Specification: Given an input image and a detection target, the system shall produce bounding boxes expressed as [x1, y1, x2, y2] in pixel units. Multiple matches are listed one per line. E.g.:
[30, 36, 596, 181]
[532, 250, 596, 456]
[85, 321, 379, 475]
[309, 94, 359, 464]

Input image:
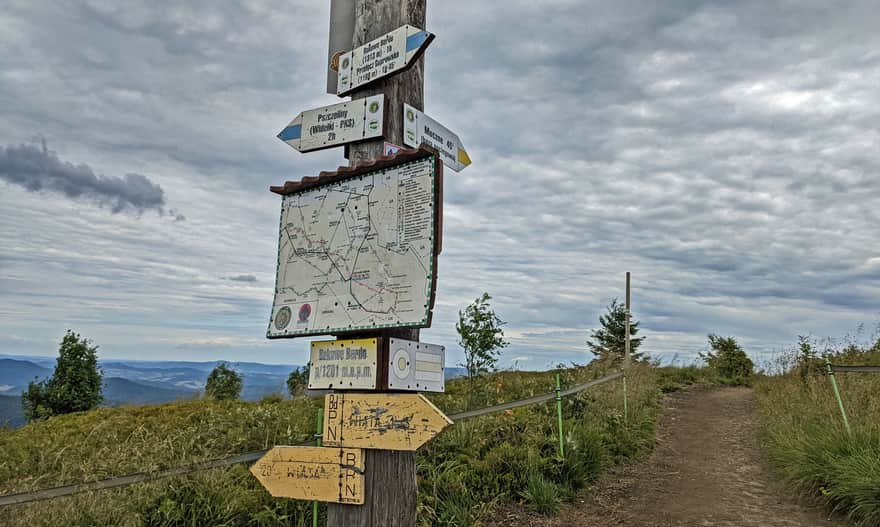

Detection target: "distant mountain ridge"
[0, 355, 467, 429]
[0, 359, 51, 394]
[0, 394, 24, 428]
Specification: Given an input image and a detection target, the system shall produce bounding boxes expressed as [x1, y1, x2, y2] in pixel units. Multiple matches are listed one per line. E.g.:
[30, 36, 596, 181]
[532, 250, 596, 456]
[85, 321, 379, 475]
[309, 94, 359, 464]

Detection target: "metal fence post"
[825, 359, 852, 436]
[555, 374, 565, 459]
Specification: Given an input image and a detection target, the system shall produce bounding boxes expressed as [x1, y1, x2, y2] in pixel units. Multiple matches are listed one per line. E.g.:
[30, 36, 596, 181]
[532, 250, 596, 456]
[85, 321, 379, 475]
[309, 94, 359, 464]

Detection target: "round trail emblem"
[274, 306, 291, 330]
[330, 51, 344, 71]
[298, 304, 312, 323]
[391, 347, 411, 380]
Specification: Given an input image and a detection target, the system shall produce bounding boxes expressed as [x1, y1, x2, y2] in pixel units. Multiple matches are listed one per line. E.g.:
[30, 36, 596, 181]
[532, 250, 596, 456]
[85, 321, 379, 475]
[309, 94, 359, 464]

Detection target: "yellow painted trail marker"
[250, 446, 365, 504]
[402, 103, 472, 172]
[323, 393, 452, 451]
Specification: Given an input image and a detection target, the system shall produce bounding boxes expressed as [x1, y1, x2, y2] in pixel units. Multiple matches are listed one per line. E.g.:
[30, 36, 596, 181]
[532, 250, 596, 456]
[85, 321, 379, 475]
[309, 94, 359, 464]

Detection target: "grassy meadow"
[0, 361, 677, 526]
[755, 340, 880, 527]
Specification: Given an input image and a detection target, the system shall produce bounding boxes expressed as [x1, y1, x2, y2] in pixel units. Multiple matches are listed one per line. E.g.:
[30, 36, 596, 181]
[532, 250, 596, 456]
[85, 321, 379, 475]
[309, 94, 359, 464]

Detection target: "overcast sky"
[1, 1, 878, 369]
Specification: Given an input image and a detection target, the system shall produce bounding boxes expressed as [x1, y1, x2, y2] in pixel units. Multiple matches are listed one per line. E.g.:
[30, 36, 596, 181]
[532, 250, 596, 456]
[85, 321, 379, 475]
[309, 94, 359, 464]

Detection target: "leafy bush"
[205, 363, 243, 401]
[457, 292, 508, 409]
[22, 330, 103, 421]
[653, 363, 720, 392]
[286, 365, 310, 397]
[700, 334, 754, 385]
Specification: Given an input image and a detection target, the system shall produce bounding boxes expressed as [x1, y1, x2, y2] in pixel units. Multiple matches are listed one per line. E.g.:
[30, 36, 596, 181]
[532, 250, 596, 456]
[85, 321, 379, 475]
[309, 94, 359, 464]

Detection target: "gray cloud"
[0, 140, 167, 214]
[224, 274, 258, 283]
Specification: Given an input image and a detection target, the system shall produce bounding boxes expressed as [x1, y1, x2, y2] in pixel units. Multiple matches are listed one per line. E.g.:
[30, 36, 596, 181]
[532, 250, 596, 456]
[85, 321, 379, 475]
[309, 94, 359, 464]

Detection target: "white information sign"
[337, 25, 434, 96]
[309, 338, 378, 390]
[387, 338, 445, 392]
[277, 95, 384, 153]
[268, 155, 438, 338]
[402, 104, 471, 172]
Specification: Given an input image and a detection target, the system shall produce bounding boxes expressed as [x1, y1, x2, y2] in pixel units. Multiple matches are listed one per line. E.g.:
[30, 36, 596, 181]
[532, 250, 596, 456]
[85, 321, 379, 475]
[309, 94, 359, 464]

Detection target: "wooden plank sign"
[337, 25, 434, 96]
[402, 103, 471, 172]
[277, 95, 384, 153]
[387, 338, 445, 392]
[250, 446, 365, 504]
[323, 393, 452, 451]
[309, 338, 379, 390]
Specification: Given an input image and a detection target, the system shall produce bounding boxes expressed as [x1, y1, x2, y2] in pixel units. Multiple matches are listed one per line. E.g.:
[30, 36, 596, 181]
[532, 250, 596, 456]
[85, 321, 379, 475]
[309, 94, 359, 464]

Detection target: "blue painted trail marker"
[277, 95, 385, 153]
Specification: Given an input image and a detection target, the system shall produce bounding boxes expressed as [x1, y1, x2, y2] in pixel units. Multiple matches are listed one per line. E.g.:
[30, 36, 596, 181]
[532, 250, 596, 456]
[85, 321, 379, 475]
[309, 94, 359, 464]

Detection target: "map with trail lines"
[268, 156, 437, 338]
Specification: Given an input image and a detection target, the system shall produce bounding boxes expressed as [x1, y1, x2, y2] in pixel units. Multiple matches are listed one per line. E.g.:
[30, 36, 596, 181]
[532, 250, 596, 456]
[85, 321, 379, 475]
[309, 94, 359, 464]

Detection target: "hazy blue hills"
[0, 356, 295, 401]
[0, 359, 51, 393]
[102, 377, 197, 405]
[0, 394, 24, 428]
[0, 355, 467, 428]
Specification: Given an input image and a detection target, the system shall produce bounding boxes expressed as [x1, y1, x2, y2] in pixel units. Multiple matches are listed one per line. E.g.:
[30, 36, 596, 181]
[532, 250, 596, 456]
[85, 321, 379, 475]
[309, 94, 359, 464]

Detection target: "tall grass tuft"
[755, 338, 880, 527]
[520, 472, 563, 515]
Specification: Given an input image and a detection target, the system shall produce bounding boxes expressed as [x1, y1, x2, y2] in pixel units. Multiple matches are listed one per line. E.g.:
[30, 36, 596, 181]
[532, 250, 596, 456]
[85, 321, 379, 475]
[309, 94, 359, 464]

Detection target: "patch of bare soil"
[486, 386, 845, 527]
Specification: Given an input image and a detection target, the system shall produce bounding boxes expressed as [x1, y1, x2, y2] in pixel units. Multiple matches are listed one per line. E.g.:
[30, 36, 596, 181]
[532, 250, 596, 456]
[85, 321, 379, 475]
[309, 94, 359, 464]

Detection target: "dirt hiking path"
[491, 386, 845, 527]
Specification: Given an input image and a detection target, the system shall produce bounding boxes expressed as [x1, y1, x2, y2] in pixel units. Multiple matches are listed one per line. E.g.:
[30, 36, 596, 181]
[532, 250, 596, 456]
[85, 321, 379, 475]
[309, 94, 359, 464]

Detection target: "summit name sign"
[309, 338, 378, 390]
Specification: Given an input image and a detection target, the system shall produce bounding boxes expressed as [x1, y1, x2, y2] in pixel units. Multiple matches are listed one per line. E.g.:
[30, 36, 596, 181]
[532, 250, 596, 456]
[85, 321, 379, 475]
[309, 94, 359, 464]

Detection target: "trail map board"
[268, 151, 441, 338]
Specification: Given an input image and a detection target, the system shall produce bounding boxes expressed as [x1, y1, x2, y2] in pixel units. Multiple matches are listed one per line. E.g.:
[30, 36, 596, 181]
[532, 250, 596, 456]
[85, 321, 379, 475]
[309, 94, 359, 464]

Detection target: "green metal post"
[622, 373, 628, 423]
[555, 374, 565, 459]
[825, 359, 852, 436]
[313, 407, 324, 527]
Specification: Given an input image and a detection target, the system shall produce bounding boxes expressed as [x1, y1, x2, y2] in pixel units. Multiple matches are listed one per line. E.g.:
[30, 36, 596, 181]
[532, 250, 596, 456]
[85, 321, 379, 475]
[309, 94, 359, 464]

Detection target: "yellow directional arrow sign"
[323, 393, 452, 451]
[250, 446, 365, 504]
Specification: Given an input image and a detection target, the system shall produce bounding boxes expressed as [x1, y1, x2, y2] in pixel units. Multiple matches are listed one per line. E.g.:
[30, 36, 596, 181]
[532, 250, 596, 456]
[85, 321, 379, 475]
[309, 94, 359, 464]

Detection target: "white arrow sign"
[277, 95, 384, 153]
[402, 103, 471, 172]
[337, 25, 434, 96]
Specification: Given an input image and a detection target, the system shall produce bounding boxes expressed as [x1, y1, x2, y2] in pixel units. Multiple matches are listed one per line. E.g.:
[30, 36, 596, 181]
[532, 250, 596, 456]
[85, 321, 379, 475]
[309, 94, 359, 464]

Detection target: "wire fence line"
[829, 364, 880, 374]
[0, 371, 624, 508]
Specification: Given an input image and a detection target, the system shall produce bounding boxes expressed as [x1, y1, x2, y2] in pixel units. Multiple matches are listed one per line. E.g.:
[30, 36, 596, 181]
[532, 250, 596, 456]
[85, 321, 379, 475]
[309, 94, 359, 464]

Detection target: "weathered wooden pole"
[623, 272, 631, 421]
[625, 271, 631, 367]
[326, 1, 427, 525]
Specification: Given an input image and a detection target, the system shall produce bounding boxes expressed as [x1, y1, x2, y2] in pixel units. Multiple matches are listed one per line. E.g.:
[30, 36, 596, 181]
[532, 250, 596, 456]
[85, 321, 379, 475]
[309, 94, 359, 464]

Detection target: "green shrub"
[700, 334, 754, 386]
[22, 330, 103, 421]
[520, 472, 562, 515]
[205, 363, 243, 401]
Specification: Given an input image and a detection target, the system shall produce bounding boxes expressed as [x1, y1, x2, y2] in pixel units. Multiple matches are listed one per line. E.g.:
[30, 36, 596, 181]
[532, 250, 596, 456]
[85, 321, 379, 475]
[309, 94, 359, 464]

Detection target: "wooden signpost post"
[259, 1, 455, 525]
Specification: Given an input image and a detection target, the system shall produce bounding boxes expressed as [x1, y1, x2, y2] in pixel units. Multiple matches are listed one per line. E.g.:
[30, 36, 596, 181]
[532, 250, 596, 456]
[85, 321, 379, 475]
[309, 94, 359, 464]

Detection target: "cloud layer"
[1, 1, 878, 369]
[1, 140, 166, 213]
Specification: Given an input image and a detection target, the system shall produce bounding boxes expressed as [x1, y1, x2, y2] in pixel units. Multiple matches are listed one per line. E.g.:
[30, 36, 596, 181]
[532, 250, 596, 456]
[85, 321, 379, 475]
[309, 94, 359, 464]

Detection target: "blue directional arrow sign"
[277, 95, 385, 153]
[337, 24, 435, 96]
